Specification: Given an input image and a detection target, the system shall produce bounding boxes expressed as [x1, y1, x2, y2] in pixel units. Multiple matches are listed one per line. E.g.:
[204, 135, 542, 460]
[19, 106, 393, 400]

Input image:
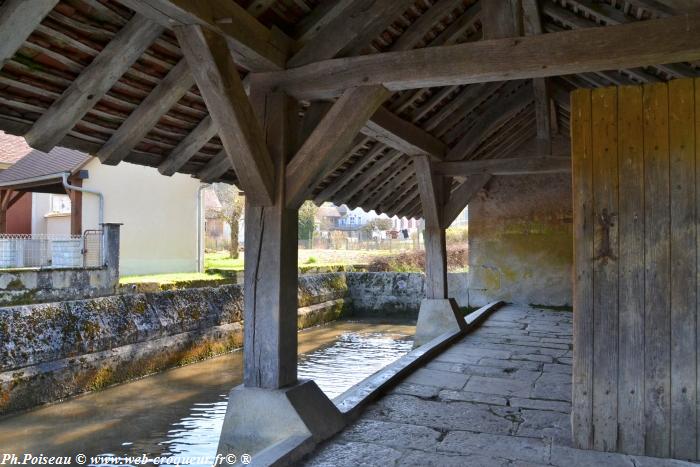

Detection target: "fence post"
[102, 223, 121, 289]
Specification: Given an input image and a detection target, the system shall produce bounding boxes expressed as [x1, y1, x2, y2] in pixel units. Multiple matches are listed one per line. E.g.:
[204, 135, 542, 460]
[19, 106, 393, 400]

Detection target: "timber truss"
[0, 0, 698, 217]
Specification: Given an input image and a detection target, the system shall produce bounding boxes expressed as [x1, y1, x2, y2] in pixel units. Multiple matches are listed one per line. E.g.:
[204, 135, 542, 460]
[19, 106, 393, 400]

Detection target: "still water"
[0, 320, 414, 465]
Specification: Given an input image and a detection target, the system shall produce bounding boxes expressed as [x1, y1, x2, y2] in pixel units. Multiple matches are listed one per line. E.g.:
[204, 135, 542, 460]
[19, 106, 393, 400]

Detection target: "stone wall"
[467, 174, 573, 307]
[347, 272, 470, 316]
[0, 224, 121, 306]
[0, 270, 483, 415]
[0, 267, 116, 307]
[0, 273, 350, 416]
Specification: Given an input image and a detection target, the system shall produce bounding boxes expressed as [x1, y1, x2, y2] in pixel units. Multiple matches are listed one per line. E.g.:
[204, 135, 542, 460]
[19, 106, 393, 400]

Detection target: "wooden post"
[243, 91, 299, 389]
[414, 155, 447, 298]
[68, 177, 82, 236]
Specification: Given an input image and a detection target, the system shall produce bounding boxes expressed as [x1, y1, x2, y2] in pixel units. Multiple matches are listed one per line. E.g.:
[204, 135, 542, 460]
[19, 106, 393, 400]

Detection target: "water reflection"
[0, 321, 413, 466]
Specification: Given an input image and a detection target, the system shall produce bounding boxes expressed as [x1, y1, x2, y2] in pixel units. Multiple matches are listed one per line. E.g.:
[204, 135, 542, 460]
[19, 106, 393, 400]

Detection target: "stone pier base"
[413, 298, 467, 347]
[217, 380, 345, 464]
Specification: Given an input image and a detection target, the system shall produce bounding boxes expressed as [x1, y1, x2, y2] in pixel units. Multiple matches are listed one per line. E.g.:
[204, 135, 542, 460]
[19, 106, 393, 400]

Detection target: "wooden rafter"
[175, 24, 274, 205]
[259, 13, 700, 99]
[98, 59, 194, 165]
[25, 14, 164, 152]
[197, 150, 230, 183]
[446, 82, 534, 161]
[119, 0, 290, 71]
[159, 116, 217, 176]
[330, 150, 404, 205]
[288, 0, 415, 67]
[0, 0, 58, 65]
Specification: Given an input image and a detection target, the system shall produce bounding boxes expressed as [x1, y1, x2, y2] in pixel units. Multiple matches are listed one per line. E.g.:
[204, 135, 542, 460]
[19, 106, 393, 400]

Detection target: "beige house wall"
[81, 159, 201, 276]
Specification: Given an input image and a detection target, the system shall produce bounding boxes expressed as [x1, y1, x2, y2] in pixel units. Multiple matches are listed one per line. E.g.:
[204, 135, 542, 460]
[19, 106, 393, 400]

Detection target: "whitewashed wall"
[81, 159, 201, 276]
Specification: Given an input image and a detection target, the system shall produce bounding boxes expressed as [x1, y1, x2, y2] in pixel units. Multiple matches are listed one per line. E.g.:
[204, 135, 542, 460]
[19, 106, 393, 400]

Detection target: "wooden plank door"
[571, 79, 699, 461]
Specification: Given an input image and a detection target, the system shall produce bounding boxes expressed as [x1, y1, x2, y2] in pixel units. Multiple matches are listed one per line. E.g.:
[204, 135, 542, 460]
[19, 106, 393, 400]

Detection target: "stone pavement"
[302, 305, 697, 466]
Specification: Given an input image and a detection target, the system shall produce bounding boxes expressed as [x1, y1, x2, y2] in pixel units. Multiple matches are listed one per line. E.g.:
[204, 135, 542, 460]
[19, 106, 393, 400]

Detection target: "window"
[50, 194, 71, 214]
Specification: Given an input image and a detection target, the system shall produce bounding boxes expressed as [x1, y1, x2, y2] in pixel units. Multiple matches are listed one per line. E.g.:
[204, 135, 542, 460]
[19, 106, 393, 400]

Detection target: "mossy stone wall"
[468, 174, 573, 307]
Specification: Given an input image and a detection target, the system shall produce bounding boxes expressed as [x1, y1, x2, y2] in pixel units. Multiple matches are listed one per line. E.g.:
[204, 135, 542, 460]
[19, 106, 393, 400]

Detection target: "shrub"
[367, 245, 467, 272]
[305, 256, 317, 264]
[446, 226, 468, 244]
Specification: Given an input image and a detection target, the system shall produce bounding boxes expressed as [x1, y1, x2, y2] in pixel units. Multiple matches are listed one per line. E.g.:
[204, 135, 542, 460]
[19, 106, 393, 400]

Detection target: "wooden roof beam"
[25, 14, 164, 153]
[0, 0, 58, 66]
[362, 107, 447, 160]
[257, 13, 700, 100]
[175, 25, 274, 206]
[434, 156, 571, 177]
[286, 86, 391, 209]
[98, 59, 194, 165]
[119, 0, 290, 71]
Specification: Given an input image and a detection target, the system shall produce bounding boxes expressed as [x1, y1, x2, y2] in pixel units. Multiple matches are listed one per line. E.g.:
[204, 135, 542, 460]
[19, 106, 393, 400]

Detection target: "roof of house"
[318, 204, 342, 218]
[204, 188, 223, 213]
[0, 133, 90, 188]
[0, 132, 33, 166]
[0, 1, 696, 217]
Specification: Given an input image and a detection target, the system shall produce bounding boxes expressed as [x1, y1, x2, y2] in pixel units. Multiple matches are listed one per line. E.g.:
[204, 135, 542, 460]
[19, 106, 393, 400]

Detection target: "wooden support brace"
[442, 175, 490, 228]
[175, 25, 275, 206]
[285, 85, 390, 209]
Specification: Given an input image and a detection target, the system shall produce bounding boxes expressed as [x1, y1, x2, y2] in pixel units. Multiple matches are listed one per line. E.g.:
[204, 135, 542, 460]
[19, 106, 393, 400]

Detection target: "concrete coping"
[334, 300, 505, 421]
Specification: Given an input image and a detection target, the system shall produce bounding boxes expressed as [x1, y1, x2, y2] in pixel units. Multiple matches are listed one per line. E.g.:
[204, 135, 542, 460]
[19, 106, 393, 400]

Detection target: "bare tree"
[213, 183, 243, 259]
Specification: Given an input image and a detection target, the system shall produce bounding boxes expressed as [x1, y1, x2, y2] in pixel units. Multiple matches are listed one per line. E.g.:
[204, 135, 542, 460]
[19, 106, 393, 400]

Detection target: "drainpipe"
[62, 172, 104, 227]
[197, 183, 210, 273]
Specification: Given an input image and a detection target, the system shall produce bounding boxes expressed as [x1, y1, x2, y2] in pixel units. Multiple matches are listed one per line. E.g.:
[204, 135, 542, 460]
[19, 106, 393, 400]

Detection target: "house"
[0, 132, 202, 276]
[317, 202, 420, 240]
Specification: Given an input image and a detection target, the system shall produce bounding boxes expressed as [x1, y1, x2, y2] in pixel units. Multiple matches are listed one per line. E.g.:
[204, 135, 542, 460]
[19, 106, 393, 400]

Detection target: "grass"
[203, 249, 398, 271]
[204, 251, 245, 271]
[119, 271, 227, 285]
[121, 249, 423, 286]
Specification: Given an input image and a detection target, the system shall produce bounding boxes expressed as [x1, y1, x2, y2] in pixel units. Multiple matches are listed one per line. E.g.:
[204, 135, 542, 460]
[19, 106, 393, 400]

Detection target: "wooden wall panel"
[571, 88, 594, 450]
[617, 85, 645, 455]
[668, 79, 697, 460]
[591, 87, 619, 452]
[572, 78, 699, 461]
[642, 82, 671, 458]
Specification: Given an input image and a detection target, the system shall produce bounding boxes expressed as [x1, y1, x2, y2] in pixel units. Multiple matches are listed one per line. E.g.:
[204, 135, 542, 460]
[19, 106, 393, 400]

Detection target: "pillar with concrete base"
[413, 156, 469, 347]
[215, 93, 344, 461]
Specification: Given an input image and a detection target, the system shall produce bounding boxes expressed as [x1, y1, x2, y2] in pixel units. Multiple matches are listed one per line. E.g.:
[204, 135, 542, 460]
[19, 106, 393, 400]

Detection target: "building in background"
[0, 132, 202, 276]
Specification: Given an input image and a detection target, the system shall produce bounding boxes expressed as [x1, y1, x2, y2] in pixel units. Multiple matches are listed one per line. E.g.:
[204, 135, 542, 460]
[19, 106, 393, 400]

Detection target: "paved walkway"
[302, 305, 696, 466]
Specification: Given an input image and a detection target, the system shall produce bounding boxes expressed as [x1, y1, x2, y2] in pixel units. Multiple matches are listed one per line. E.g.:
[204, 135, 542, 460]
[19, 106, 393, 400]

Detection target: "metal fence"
[298, 237, 424, 251]
[0, 232, 103, 269]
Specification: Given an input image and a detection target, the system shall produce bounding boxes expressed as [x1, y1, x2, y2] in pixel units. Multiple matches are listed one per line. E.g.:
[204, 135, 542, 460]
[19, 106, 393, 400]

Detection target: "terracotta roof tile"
[0, 133, 91, 185]
[0, 132, 32, 165]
